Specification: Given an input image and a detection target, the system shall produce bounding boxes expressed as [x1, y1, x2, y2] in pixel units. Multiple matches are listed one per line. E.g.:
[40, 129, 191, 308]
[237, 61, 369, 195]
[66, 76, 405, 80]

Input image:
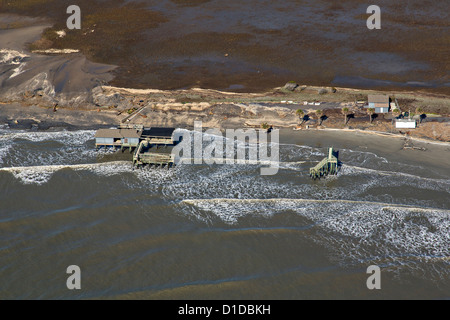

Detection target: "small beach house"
[95, 128, 142, 149]
[367, 95, 390, 113]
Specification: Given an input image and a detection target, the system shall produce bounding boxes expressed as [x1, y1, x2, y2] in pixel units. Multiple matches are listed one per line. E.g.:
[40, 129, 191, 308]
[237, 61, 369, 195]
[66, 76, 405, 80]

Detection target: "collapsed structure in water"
[95, 125, 178, 167]
[95, 126, 341, 174]
[309, 147, 340, 180]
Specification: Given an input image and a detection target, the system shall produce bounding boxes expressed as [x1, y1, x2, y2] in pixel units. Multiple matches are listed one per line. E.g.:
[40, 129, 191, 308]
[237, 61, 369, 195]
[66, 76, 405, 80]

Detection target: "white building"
[395, 119, 417, 129]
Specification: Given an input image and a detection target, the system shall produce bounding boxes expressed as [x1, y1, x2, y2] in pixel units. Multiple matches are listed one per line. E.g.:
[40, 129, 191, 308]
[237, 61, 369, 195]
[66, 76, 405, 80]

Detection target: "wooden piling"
[310, 147, 339, 180]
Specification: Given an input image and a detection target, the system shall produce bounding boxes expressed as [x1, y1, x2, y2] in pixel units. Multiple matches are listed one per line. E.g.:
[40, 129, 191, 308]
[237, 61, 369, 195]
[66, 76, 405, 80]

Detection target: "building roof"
[368, 94, 389, 104]
[95, 129, 142, 139]
[142, 127, 176, 138]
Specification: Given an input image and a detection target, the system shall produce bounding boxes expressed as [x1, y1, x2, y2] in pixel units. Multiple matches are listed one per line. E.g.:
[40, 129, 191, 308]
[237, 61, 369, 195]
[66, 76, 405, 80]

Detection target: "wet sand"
[279, 128, 450, 178]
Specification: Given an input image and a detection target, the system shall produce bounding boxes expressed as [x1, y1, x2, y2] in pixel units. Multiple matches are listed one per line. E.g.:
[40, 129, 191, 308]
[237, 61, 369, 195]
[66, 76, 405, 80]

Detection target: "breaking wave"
[0, 128, 449, 285]
[0, 161, 179, 186]
[0, 162, 131, 185]
[181, 198, 450, 280]
[0, 130, 97, 168]
[0, 129, 96, 144]
[0, 49, 29, 65]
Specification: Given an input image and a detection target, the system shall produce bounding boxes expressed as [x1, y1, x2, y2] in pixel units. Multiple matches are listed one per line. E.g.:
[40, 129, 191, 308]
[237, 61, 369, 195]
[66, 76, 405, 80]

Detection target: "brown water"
[0, 126, 449, 299]
[114, 0, 450, 93]
[1, 0, 449, 93]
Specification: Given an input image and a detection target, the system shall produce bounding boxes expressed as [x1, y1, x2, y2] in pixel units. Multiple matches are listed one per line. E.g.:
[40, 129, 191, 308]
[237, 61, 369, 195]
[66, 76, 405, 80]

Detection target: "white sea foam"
[0, 161, 131, 185]
[0, 130, 97, 167]
[158, 159, 449, 208]
[341, 148, 389, 163]
[6, 166, 59, 185]
[340, 164, 450, 193]
[0, 161, 182, 186]
[0, 130, 96, 144]
[0, 144, 12, 166]
[9, 62, 27, 78]
[162, 162, 298, 200]
[0, 49, 29, 65]
[181, 198, 450, 280]
[3, 147, 97, 169]
[177, 157, 305, 169]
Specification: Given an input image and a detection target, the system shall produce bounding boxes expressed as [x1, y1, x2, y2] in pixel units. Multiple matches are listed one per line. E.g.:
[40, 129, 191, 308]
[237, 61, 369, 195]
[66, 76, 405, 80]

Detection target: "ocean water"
[0, 126, 449, 299]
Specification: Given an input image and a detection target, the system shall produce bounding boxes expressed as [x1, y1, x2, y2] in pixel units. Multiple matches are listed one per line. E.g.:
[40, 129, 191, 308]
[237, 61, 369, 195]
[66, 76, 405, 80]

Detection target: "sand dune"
[0, 15, 116, 107]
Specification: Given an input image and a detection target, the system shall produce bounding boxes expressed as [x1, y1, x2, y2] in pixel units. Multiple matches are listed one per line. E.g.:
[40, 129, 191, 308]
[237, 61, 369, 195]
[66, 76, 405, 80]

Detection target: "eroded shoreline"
[0, 13, 448, 143]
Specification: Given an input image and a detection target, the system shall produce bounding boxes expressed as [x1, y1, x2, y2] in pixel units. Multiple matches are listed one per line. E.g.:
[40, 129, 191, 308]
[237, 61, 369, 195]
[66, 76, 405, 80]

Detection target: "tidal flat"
[1, 0, 449, 94]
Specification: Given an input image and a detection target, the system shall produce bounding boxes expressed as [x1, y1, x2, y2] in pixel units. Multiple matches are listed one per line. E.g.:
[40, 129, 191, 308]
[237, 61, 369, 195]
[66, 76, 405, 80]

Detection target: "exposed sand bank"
[0, 14, 116, 107]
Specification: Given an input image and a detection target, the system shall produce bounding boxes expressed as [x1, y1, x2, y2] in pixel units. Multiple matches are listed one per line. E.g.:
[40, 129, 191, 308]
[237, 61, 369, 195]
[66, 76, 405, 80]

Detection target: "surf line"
[181, 198, 450, 213]
[0, 161, 131, 173]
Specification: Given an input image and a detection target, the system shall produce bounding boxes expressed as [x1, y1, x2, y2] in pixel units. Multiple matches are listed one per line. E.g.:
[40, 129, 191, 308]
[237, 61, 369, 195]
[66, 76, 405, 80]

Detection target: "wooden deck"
[132, 139, 175, 168]
[144, 137, 174, 145]
[133, 153, 175, 167]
